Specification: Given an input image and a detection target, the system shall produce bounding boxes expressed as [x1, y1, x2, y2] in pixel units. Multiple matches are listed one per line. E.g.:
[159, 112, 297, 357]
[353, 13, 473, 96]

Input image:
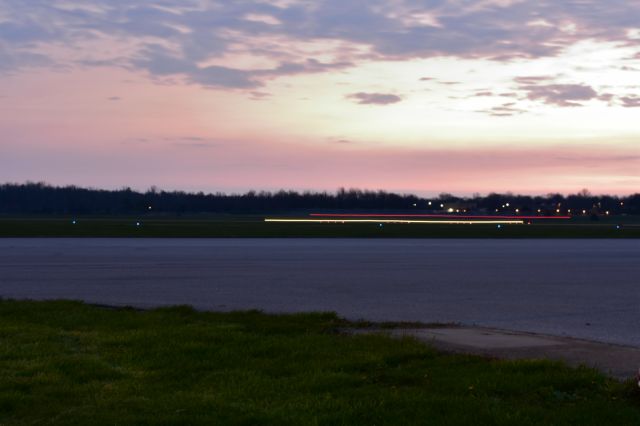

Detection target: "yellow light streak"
[264, 219, 524, 225]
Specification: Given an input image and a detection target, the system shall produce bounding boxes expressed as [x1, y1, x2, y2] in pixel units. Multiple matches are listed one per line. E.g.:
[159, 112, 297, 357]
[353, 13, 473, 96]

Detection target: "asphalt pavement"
[1, 238, 638, 346]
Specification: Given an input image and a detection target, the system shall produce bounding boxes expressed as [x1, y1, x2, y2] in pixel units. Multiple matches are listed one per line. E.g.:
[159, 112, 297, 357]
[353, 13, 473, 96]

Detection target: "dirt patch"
[352, 326, 640, 381]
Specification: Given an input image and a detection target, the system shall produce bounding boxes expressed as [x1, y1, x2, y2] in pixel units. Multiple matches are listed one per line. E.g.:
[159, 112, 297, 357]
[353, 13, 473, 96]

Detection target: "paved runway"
[1, 238, 638, 346]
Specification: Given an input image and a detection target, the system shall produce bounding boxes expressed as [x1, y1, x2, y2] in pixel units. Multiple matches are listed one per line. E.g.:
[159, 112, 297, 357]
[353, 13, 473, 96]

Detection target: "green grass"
[0, 300, 638, 425]
[1, 216, 639, 237]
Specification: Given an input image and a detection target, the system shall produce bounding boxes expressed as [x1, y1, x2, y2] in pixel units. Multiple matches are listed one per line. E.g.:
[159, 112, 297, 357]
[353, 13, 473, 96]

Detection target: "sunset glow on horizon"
[1, 1, 639, 196]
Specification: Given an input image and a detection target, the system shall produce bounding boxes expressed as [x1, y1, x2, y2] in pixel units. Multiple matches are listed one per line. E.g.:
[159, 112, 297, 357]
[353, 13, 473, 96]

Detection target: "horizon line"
[2, 182, 637, 200]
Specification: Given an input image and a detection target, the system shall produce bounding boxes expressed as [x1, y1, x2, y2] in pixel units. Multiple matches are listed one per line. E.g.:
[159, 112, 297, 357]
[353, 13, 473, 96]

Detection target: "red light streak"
[309, 213, 571, 220]
[265, 218, 524, 225]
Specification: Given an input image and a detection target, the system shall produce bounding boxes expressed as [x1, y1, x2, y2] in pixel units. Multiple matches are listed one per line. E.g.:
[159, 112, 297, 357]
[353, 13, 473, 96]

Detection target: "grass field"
[0, 300, 639, 425]
[1, 215, 639, 238]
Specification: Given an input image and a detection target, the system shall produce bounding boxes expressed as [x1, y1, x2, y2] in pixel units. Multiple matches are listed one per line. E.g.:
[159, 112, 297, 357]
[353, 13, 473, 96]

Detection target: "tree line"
[0, 182, 638, 216]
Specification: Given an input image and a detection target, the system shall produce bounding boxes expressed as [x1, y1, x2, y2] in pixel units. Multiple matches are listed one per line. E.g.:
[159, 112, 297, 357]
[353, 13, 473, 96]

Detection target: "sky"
[1, 0, 639, 196]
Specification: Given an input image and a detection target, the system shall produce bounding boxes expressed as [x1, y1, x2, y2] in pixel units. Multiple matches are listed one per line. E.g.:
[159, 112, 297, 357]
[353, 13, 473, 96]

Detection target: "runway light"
[428, 201, 432, 206]
[71, 220, 77, 225]
[505, 203, 510, 207]
[582, 210, 587, 214]
[497, 225, 502, 229]
[148, 206, 152, 210]
[616, 225, 621, 229]
[136, 222, 141, 226]
[440, 203, 444, 208]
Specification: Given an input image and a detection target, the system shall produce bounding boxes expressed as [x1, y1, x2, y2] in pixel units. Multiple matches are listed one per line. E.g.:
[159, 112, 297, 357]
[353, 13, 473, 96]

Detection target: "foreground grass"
[0, 301, 638, 425]
[1, 216, 640, 238]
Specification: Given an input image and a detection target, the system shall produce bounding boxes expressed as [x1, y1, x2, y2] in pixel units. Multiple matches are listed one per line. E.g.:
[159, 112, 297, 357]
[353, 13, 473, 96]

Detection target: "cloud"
[518, 82, 599, 107]
[131, 44, 257, 88]
[619, 96, 640, 107]
[0, 0, 639, 87]
[130, 43, 352, 88]
[248, 91, 271, 100]
[244, 13, 282, 26]
[172, 142, 216, 148]
[471, 77, 595, 115]
[0, 44, 51, 72]
[0, 19, 56, 43]
[346, 92, 403, 105]
[128, 136, 219, 148]
[597, 93, 615, 103]
[512, 76, 637, 108]
[513, 76, 555, 85]
[479, 102, 526, 117]
[107, 96, 121, 101]
[555, 153, 640, 163]
[121, 137, 149, 145]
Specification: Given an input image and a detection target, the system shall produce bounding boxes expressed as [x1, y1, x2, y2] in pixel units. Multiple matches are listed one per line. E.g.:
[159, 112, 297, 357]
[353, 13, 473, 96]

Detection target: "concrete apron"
[352, 327, 640, 381]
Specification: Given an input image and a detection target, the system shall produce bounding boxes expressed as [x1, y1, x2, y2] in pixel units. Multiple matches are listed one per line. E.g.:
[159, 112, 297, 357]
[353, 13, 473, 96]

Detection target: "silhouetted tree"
[0, 182, 637, 216]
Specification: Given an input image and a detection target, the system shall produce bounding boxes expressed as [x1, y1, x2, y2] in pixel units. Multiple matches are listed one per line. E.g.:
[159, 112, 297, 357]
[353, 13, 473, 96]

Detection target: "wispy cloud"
[248, 91, 272, 100]
[514, 76, 555, 85]
[347, 92, 403, 105]
[479, 102, 526, 117]
[167, 137, 219, 148]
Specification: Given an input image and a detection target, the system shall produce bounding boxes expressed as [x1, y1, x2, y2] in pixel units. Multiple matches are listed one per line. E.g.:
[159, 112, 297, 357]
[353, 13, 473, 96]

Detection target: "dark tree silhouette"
[0, 182, 637, 215]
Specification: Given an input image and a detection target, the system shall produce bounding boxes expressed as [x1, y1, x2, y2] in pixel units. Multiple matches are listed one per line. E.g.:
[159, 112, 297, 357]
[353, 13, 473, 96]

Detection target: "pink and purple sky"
[1, 0, 639, 195]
